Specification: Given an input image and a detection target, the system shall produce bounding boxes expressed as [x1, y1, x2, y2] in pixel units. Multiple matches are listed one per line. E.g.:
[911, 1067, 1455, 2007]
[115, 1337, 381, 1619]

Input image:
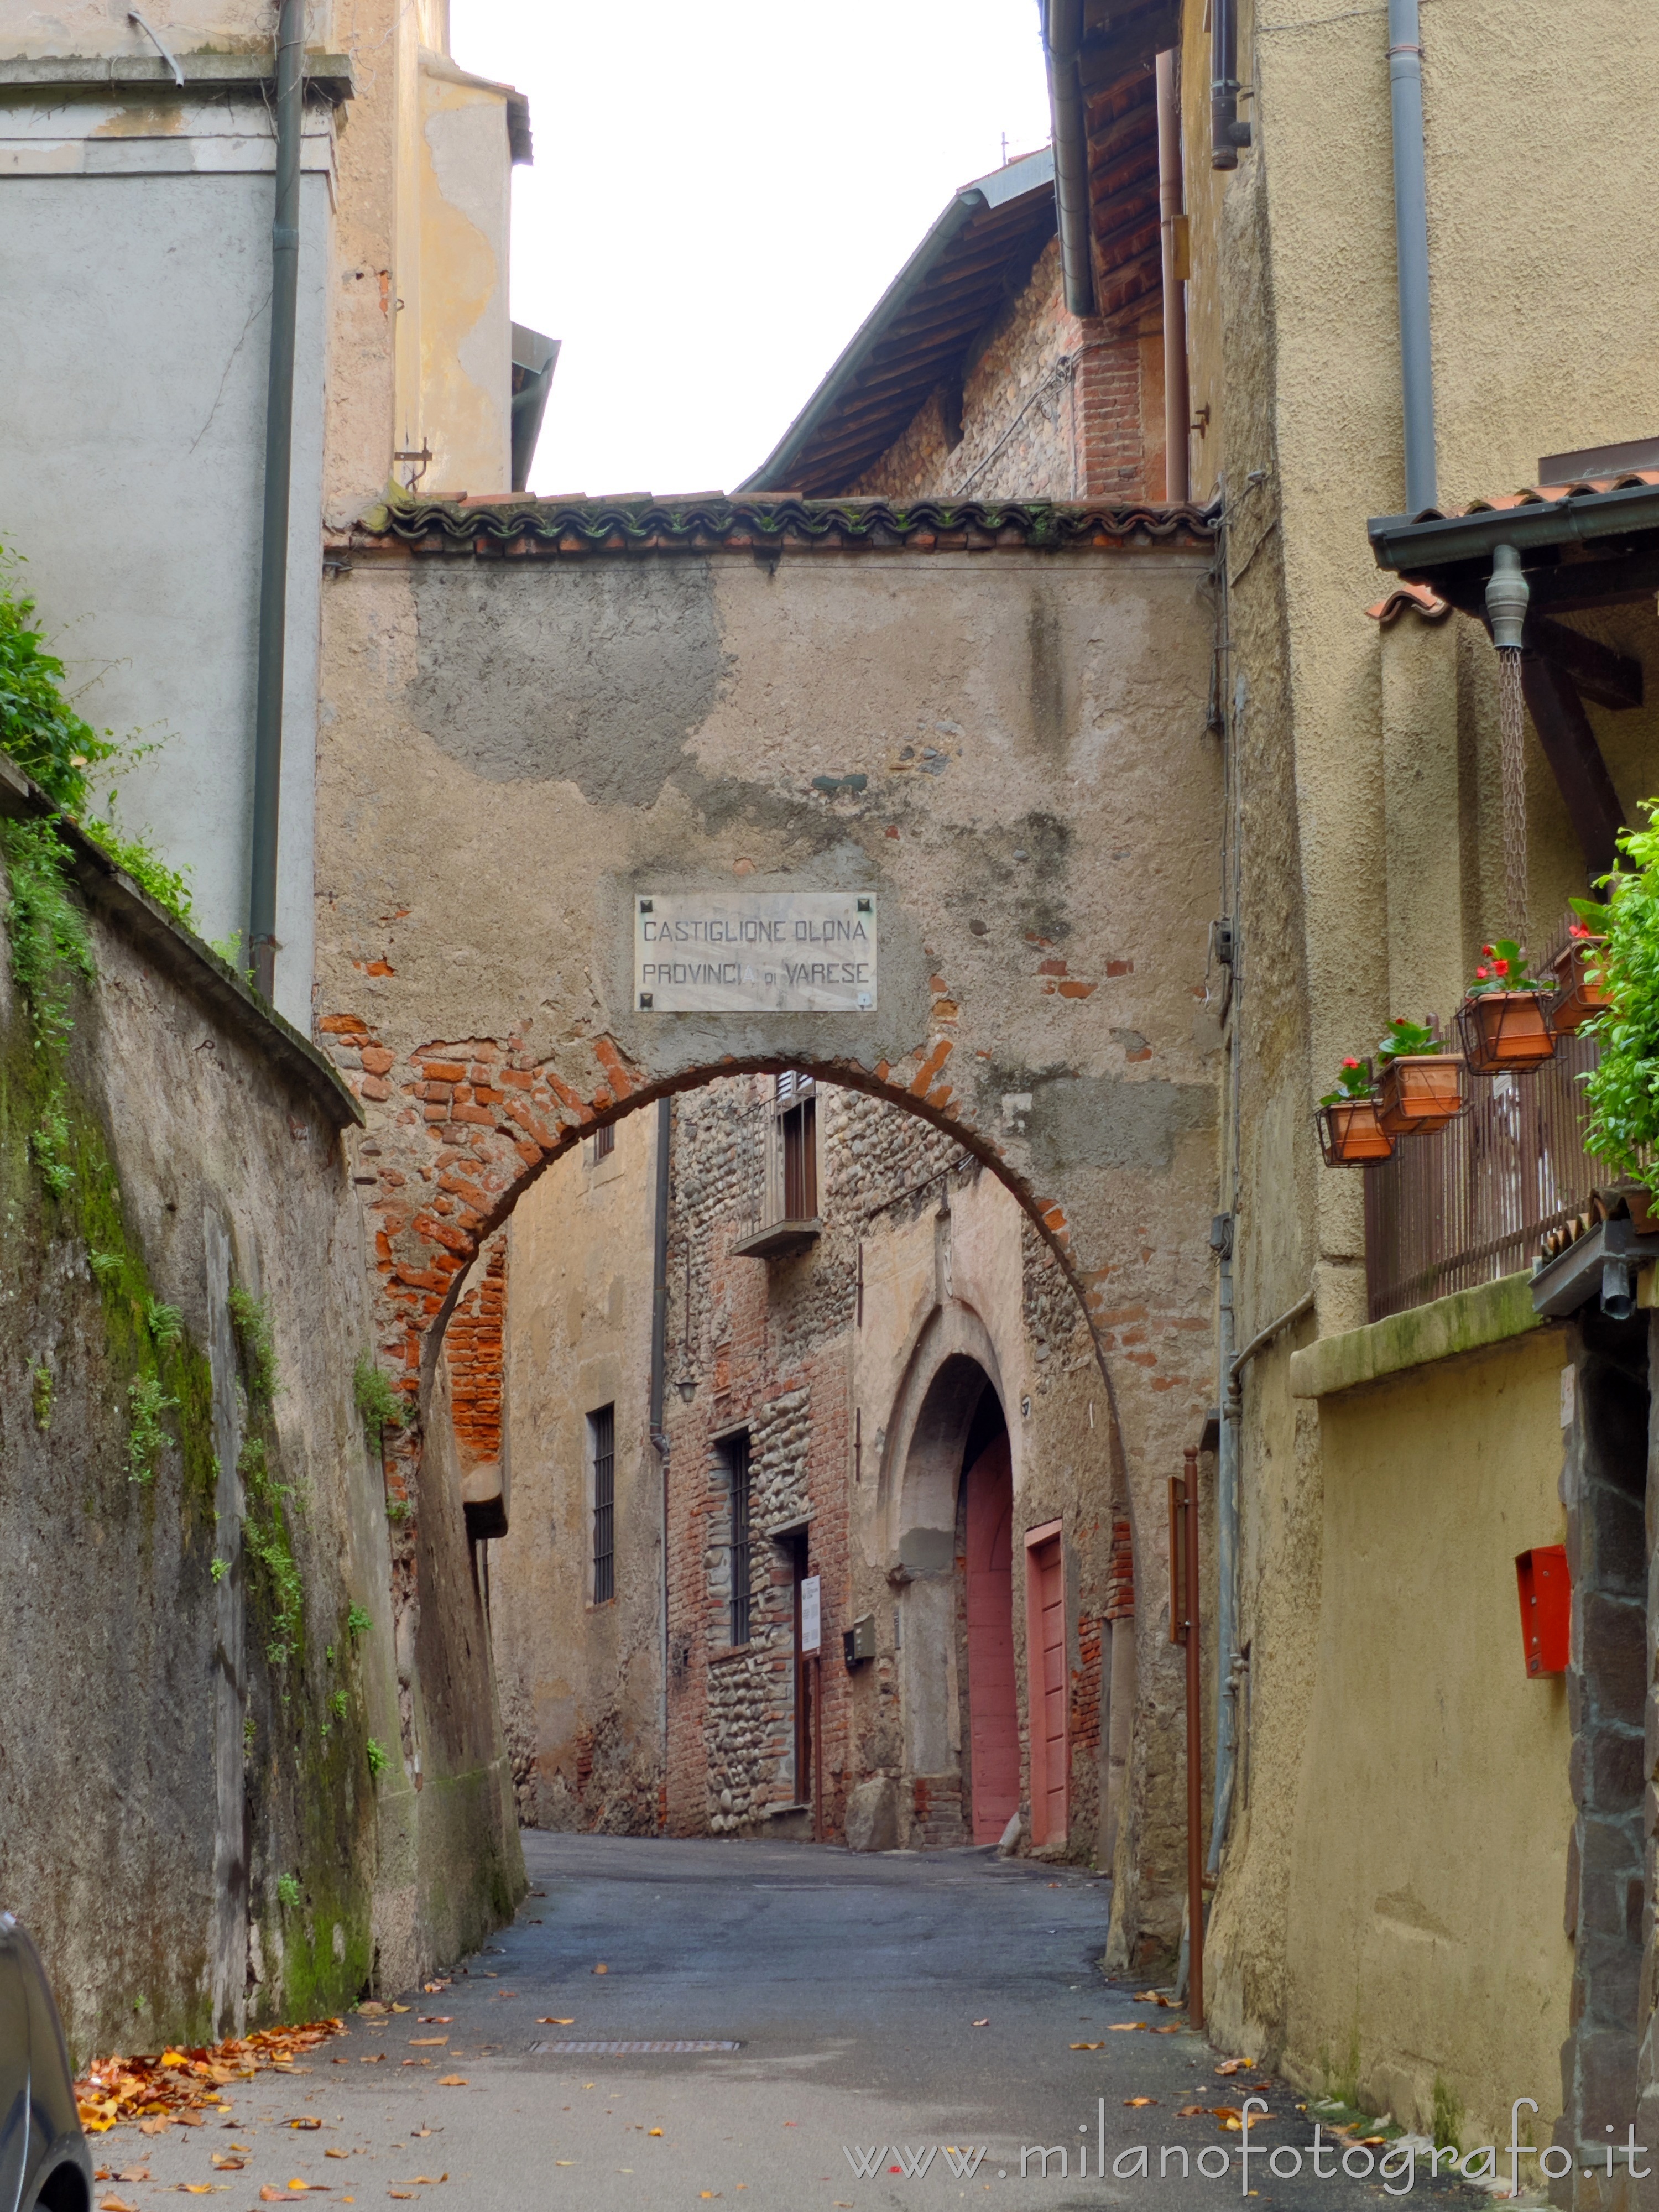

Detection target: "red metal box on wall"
[1515, 1545, 1570, 1677]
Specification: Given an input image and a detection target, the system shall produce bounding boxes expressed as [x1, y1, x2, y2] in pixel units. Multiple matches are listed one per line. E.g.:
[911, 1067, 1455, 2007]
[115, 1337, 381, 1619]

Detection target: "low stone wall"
[0, 765, 519, 2059]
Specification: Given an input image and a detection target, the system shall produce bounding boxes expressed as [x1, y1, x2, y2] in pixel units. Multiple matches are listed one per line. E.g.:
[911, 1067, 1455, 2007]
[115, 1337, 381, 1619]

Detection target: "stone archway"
[314, 490, 1219, 1953]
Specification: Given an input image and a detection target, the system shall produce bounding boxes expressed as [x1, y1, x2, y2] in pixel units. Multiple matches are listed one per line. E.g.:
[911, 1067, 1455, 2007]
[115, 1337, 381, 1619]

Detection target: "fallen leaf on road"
[410, 2039, 447, 2047]
[139, 2120, 172, 2136]
[1214, 2058, 1252, 2075]
[410, 2130, 433, 2140]
[1070, 2042, 1105, 2051]
[591, 1965, 608, 1975]
[389, 2194, 413, 2200]
[176, 2184, 217, 2193]
[972, 2019, 989, 2028]
[390, 2006, 410, 2015]
[1108, 2023, 1144, 2032]
[536, 2019, 575, 2027]
[325, 2150, 351, 2161]
[1047, 1882, 1061, 1889]
[289, 2118, 322, 2130]
[1124, 2098, 1157, 2107]
[229, 2145, 252, 2152]
[358, 2004, 387, 2017]
[436, 2078, 467, 2088]
[100, 2197, 138, 2210]
[359, 2056, 385, 2065]
[210, 2154, 244, 2169]
[648, 2130, 662, 2137]
[259, 2190, 286, 2202]
[1358, 2136, 1387, 2147]
[1177, 2106, 1206, 2117]
[417, 2018, 451, 2026]
[1153, 2025, 1183, 2034]
[115, 2172, 150, 2184]
[554, 2162, 573, 2168]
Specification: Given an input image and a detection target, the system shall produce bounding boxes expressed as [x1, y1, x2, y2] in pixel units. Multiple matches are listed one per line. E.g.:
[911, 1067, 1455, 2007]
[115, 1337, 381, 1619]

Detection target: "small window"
[593, 1123, 615, 1161]
[727, 1432, 752, 1646]
[775, 1073, 817, 1221]
[590, 1404, 615, 1603]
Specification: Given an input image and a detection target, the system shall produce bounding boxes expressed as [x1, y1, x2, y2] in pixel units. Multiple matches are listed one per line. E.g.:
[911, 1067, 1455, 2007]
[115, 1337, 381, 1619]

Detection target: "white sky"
[449, 2, 1056, 498]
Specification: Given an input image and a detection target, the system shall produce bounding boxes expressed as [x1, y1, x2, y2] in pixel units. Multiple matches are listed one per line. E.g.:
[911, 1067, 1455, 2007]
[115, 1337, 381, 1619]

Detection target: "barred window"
[774, 1072, 817, 1221]
[591, 1404, 615, 1603]
[727, 1432, 752, 1646]
[593, 1122, 615, 1161]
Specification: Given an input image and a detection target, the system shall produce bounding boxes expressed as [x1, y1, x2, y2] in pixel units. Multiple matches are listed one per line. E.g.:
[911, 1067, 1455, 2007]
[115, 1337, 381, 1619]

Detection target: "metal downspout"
[1210, 0, 1250, 169]
[1207, 1233, 1235, 1874]
[1155, 50, 1190, 504]
[649, 1098, 672, 1824]
[1042, 0, 1098, 317]
[1387, 0, 1438, 514]
[248, 0, 303, 1004]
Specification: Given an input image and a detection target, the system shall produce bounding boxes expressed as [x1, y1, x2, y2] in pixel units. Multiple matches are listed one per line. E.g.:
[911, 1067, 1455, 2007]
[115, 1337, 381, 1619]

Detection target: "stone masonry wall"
[854, 237, 1159, 505]
[0, 794, 520, 2059]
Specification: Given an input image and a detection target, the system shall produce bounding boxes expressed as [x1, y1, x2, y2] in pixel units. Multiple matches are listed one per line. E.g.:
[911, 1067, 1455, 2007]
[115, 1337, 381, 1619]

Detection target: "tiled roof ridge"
[1405, 467, 1659, 524]
[339, 492, 1219, 555]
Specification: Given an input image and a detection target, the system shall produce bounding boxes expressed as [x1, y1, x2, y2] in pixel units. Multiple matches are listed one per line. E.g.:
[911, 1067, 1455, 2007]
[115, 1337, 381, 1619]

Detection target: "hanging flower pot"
[1316, 1057, 1395, 1166]
[1549, 919, 1609, 1036]
[1456, 940, 1557, 1074]
[1317, 1099, 1395, 1167]
[1373, 1018, 1468, 1135]
[1376, 1050, 1468, 1135]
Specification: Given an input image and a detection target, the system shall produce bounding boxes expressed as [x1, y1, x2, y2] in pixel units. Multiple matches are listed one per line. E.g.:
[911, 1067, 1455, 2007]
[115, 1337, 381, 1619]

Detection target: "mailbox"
[843, 1614, 876, 1668]
[1515, 1546, 1570, 1677]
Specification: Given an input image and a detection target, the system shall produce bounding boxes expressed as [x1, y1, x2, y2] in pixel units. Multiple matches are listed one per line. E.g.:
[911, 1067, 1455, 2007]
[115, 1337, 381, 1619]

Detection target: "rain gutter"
[1041, 0, 1098, 316]
[1368, 482, 1659, 576]
[247, 0, 303, 1003]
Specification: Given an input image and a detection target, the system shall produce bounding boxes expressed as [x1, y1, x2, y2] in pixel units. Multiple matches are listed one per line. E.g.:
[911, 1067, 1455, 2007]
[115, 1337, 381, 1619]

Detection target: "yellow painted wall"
[1277, 1329, 1573, 2145]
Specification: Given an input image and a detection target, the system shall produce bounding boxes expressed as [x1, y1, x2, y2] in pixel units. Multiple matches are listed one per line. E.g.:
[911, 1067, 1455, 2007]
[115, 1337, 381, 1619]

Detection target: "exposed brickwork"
[1072, 1611, 1104, 1757]
[852, 236, 1160, 505]
[444, 1234, 505, 1464]
[1106, 1518, 1136, 1621]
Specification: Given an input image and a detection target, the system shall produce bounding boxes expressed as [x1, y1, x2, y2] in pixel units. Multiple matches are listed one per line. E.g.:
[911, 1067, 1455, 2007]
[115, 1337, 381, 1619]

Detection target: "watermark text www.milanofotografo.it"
[843, 2098, 1652, 2194]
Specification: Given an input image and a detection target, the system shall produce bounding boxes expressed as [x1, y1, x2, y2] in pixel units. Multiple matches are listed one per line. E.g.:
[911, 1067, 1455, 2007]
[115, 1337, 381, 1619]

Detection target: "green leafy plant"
[239, 1435, 304, 1665]
[1376, 1016, 1441, 1061]
[1466, 938, 1539, 997]
[1579, 807, 1659, 1186]
[353, 1355, 406, 1454]
[0, 558, 118, 813]
[88, 1249, 123, 1282]
[385, 1496, 410, 1524]
[145, 1297, 183, 1350]
[30, 1361, 52, 1431]
[346, 1602, 372, 1642]
[366, 1738, 391, 1779]
[276, 1873, 301, 1911]
[127, 1374, 178, 1484]
[1318, 1056, 1374, 1108]
[2, 816, 93, 1198]
[329, 1688, 349, 1723]
[228, 1285, 278, 1407]
[210, 1556, 228, 1584]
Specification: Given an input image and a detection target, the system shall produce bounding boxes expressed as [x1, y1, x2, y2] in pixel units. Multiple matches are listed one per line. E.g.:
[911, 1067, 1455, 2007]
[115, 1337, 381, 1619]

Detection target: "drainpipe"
[1155, 51, 1190, 504]
[1208, 1287, 1314, 1872]
[248, 0, 304, 1004]
[1042, 0, 1098, 317]
[1387, 0, 1438, 515]
[1206, 1219, 1235, 1874]
[649, 1098, 672, 1822]
[1210, 0, 1250, 170]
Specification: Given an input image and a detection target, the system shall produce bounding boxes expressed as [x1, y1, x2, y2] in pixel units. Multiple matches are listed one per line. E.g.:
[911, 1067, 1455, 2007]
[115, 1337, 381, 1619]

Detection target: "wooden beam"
[1521, 658, 1626, 881]
[1529, 615, 1643, 712]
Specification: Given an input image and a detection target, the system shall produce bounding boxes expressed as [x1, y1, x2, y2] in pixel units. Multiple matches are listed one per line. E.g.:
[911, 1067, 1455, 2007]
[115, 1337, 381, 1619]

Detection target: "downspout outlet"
[1485, 543, 1529, 651]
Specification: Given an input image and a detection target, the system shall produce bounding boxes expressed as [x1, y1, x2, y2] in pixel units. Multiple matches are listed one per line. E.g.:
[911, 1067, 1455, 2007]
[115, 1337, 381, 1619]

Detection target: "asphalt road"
[108, 1832, 1489, 2212]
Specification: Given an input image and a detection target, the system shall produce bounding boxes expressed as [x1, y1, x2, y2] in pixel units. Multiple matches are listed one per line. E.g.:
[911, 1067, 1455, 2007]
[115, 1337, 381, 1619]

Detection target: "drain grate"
[528, 2039, 742, 2056]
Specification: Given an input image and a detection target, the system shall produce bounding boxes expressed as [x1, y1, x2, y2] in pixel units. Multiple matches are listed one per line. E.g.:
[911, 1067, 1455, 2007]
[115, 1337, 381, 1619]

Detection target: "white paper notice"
[799, 1574, 821, 1656]
[634, 892, 877, 1014]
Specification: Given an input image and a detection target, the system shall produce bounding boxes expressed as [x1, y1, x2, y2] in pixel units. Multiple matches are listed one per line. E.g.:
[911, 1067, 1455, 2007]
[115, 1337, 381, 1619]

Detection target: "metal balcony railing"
[1363, 1031, 1604, 1322]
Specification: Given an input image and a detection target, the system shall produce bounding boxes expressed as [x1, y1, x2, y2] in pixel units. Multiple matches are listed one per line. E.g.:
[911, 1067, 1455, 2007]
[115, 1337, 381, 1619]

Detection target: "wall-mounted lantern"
[1515, 1546, 1569, 1677]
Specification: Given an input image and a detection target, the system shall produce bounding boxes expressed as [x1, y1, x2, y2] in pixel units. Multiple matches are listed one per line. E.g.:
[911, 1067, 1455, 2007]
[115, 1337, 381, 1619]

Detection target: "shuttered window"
[591, 1404, 615, 1603]
[727, 1432, 752, 1646]
[774, 1073, 817, 1221]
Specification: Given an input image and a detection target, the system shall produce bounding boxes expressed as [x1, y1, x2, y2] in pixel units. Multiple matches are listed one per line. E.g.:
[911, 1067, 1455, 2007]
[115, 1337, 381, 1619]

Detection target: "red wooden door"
[964, 1434, 1020, 1843]
[1027, 1533, 1067, 1845]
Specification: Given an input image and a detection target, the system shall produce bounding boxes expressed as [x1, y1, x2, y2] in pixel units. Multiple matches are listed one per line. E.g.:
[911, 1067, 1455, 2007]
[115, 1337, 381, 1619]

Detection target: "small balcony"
[1363, 1029, 1603, 1322]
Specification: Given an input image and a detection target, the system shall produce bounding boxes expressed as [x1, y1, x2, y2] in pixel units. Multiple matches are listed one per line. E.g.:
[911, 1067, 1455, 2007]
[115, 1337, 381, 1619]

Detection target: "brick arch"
[315, 497, 1219, 1957]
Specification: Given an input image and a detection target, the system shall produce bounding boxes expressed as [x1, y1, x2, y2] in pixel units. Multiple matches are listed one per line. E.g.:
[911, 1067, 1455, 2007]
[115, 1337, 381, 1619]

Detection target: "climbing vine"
[1581, 803, 1659, 1188]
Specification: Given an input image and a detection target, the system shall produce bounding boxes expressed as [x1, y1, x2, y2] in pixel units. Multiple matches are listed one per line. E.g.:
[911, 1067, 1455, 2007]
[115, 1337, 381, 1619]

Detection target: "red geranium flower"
[1475, 967, 1489, 980]
[1493, 957, 1510, 976]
